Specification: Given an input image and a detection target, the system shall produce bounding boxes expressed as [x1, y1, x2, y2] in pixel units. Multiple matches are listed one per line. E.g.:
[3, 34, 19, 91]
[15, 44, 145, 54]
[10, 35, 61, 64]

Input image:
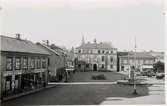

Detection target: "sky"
[0, 0, 165, 51]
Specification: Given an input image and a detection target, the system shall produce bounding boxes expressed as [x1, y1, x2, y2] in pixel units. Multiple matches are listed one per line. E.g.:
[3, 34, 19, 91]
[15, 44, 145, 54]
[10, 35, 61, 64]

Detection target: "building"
[0, 35, 50, 99]
[119, 52, 155, 72]
[65, 47, 75, 72]
[117, 51, 129, 72]
[37, 42, 67, 82]
[75, 38, 117, 71]
[148, 51, 164, 63]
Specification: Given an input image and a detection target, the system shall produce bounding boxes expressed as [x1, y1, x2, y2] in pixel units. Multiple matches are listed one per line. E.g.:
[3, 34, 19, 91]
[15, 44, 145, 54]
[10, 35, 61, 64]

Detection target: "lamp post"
[132, 36, 138, 95]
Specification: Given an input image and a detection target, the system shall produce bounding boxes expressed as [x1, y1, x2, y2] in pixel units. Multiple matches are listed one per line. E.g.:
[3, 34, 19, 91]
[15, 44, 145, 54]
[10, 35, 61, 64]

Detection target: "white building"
[75, 38, 117, 71]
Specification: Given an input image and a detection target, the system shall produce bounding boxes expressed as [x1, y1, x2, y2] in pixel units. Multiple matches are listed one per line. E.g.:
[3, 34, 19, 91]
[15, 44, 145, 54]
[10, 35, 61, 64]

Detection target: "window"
[15, 57, 21, 70]
[30, 58, 35, 69]
[91, 50, 93, 54]
[78, 50, 81, 53]
[36, 58, 41, 69]
[6, 57, 13, 71]
[42, 58, 47, 68]
[110, 64, 113, 69]
[121, 66, 124, 71]
[110, 50, 113, 54]
[23, 57, 28, 69]
[110, 57, 113, 62]
[98, 50, 100, 54]
[102, 64, 105, 68]
[102, 56, 105, 62]
[106, 51, 109, 54]
[102, 50, 105, 54]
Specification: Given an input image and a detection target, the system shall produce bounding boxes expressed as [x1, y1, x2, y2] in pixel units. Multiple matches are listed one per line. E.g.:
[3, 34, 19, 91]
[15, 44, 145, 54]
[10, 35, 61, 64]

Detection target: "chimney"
[16, 34, 21, 40]
[46, 40, 49, 46]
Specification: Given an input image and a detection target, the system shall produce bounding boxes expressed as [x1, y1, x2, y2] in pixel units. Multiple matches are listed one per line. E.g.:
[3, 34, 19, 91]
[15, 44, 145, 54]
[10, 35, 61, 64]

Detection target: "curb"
[116, 80, 164, 85]
[1, 84, 57, 102]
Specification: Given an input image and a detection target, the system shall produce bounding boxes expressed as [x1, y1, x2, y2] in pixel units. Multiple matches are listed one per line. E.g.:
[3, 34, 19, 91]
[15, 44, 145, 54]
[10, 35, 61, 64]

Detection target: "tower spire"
[82, 36, 85, 45]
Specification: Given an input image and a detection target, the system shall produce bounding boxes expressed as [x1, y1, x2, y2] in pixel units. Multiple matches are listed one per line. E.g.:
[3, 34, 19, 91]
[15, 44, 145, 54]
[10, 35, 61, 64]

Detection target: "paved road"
[2, 84, 151, 106]
[69, 71, 127, 82]
[1, 72, 165, 105]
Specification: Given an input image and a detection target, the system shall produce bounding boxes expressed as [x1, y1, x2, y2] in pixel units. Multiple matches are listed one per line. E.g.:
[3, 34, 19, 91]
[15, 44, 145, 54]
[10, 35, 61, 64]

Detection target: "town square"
[0, 0, 165, 106]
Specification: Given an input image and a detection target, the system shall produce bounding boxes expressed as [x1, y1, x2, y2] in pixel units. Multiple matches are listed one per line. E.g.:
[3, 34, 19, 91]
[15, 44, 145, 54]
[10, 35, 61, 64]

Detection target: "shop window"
[15, 57, 21, 70]
[30, 58, 35, 69]
[23, 57, 28, 69]
[6, 57, 13, 71]
[6, 76, 12, 91]
[42, 58, 47, 68]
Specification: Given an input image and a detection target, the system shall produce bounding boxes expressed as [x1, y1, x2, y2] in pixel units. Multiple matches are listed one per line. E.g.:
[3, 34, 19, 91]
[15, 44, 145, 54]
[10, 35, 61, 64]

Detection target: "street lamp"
[132, 36, 138, 95]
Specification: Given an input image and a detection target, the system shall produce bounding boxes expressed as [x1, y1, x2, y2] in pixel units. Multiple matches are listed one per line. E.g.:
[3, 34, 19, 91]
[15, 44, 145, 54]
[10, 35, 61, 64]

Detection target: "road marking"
[48, 82, 117, 85]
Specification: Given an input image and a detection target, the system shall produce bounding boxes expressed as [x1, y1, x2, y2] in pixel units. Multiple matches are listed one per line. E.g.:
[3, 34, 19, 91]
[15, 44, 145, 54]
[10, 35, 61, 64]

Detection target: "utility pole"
[132, 36, 138, 95]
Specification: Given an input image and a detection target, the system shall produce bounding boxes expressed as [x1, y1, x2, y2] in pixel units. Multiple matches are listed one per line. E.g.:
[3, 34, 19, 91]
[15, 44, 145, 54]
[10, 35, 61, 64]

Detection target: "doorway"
[93, 64, 97, 71]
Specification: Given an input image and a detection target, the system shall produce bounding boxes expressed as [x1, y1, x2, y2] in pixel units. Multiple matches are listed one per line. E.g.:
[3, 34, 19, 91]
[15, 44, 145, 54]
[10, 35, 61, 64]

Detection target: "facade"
[37, 43, 67, 82]
[75, 39, 117, 71]
[65, 48, 75, 72]
[148, 51, 164, 63]
[0, 35, 50, 99]
[117, 51, 129, 72]
[119, 52, 155, 72]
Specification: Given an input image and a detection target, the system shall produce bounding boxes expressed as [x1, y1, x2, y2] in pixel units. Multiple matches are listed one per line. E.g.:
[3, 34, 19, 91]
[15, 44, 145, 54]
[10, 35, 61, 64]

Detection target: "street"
[2, 72, 165, 105]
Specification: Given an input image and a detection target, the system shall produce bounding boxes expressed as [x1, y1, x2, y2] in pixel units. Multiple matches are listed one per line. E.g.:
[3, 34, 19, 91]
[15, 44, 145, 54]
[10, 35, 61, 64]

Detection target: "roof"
[76, 42, 114, 50]
[149, 51, 164, 58]
[120, 52, 155, 59]
[50, 44, 67, 56]
[36, 43, 60, 56]
[0, 35, 50, 55]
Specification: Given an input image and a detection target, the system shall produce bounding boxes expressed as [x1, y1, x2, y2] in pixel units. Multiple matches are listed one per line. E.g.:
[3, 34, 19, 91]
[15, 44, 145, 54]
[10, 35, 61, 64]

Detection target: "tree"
[153, 61, 164, 73]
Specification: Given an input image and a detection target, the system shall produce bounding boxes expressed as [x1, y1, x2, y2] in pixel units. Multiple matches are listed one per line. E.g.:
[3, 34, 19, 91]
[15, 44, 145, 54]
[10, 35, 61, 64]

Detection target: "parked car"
[156, 73, 165, 79]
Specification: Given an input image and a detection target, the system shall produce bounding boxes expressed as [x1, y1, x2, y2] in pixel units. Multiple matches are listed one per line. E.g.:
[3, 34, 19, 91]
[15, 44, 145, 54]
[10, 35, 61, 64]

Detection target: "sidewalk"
[1, 84, 57, 102]
[100, 83, 165, 105]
